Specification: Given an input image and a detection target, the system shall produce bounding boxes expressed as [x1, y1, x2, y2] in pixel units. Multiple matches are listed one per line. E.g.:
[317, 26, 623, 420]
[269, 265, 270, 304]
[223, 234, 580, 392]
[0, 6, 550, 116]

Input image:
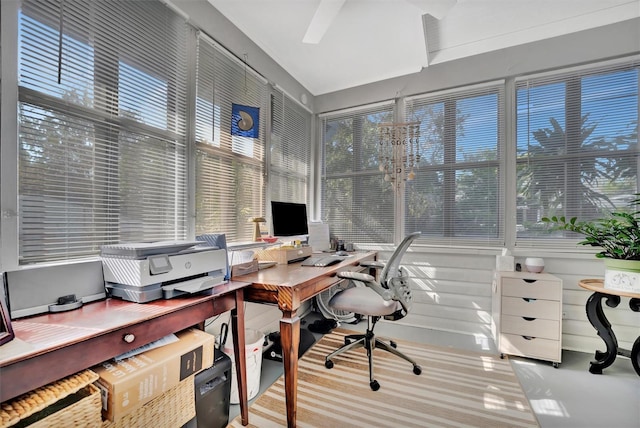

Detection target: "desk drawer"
[500, 333, 561, 362]
[501, 315, 560, 340]
[502, 277, 561, 300]
[502, 296, 560, 320]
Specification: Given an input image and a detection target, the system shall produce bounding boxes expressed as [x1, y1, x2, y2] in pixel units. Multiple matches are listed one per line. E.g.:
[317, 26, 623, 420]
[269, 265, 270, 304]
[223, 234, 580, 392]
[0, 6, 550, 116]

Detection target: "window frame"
[402, 81, 506, 247]
[514, 57, 640, 249]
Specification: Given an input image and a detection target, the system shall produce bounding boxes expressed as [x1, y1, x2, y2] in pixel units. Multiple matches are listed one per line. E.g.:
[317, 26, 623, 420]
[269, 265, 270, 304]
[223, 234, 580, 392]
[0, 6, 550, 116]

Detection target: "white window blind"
[269, 87, 311, 204]
[515, 59, 639, 244]
[194, 35, 268, 242]
[320, 102, 395, 243]
[405, 82, 505, 246]
[18, 0, 189, 264]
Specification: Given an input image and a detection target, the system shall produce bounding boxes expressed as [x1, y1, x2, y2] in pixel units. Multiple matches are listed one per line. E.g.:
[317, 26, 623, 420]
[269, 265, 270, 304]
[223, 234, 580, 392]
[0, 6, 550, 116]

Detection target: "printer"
[101, 240, 227, 303]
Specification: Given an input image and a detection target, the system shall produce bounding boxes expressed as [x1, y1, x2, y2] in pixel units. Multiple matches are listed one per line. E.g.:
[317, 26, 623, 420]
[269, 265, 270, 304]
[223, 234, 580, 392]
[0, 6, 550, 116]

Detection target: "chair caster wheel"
[390, 341, 397, 348]
[325, 360, 334, 369]
[413, 365, 422, 375]
[370, 380, 380, 391]
[553, 362, 560, 368]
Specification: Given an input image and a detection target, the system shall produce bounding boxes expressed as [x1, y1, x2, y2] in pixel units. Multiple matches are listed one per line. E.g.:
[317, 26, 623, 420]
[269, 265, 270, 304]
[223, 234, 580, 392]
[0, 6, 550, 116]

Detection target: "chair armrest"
[359, 260, 385, 270]
[336, 271, 392, 301]
[336, 271, 375, 283]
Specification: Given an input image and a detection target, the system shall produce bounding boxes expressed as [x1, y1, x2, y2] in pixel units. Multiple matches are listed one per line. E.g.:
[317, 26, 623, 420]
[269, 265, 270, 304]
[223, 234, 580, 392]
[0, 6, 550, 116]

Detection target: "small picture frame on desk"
[0, 293, 15, 346]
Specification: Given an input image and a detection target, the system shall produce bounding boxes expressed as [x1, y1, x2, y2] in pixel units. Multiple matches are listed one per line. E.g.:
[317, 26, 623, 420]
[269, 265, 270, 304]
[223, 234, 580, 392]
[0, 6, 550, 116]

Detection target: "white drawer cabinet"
[492, 271, 563, 367]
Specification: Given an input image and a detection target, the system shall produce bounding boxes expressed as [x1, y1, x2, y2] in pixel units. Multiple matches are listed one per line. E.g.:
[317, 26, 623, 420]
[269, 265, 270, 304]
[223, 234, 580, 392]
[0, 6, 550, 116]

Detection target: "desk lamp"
[251, 217, 266, 241]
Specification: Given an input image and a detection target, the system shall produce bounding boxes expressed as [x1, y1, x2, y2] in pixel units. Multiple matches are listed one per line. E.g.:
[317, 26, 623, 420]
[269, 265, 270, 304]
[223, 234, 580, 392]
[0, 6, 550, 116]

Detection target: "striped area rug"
[229, 328, 539, 428]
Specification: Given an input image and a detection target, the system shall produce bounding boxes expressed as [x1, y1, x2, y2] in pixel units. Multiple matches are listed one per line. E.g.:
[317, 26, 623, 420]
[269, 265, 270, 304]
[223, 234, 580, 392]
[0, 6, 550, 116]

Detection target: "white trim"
[405, 79, 506, 102]
[159, 0, 190, 21]
[274, 83, 313, 114]
[514, 55, 640, 83]
[0, 0, 20, 271]
[318, 99, 395, 118]
[197, 31, 269, 85]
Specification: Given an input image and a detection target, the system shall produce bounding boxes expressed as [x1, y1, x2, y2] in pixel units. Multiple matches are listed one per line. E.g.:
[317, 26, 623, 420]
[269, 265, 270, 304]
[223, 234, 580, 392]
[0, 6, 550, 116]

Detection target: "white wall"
[315, 18, 640, 114]
[358, 244, 638, 356]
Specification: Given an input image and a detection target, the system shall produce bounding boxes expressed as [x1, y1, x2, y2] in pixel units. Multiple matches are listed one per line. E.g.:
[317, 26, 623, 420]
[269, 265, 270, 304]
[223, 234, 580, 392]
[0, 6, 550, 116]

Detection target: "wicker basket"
[102, 375, 195, 428]
[0, 370, 101, 428]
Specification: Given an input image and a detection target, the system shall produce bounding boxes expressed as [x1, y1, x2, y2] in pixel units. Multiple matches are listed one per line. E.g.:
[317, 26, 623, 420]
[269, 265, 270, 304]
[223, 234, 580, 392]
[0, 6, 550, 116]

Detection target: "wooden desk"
[578, 279, 640, 376]
[0, 281, 251, 426]
[235, 251, 376, 428]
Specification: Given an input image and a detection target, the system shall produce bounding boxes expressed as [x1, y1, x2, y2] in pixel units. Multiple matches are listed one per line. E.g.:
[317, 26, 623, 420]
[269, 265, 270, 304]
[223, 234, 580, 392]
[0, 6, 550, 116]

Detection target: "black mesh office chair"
[324, 232, 422, 391]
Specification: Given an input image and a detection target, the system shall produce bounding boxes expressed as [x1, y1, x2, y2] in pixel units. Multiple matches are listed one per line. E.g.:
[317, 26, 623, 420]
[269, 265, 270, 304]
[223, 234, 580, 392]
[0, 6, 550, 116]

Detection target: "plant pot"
[603, 258, 640, 294]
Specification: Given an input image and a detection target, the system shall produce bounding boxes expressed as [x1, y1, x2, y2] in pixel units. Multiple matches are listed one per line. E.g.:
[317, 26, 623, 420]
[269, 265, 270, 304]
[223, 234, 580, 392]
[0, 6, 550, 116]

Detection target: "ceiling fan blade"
[303, 0, 347, 44]
[405, 0, 456, 19]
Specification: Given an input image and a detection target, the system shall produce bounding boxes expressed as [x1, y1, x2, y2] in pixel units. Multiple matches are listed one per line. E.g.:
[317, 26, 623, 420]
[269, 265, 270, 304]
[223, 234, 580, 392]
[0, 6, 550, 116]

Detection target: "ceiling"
[207, 0, 639, 96]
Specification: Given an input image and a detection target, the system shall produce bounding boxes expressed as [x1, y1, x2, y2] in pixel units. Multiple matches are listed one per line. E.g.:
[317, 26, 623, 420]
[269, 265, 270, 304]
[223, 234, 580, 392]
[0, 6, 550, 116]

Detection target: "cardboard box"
[256, 246, 313, 264]
[93, 328, 214, 422]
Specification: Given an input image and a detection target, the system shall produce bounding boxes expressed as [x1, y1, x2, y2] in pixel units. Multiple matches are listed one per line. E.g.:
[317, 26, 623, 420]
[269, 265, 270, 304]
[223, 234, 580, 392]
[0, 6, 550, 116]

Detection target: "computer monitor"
[271, 201, 309, 238]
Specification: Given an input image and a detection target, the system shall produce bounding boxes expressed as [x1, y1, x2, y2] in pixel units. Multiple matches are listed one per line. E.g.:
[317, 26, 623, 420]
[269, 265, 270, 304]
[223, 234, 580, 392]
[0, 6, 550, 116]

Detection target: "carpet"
[229, 328, 539, 427]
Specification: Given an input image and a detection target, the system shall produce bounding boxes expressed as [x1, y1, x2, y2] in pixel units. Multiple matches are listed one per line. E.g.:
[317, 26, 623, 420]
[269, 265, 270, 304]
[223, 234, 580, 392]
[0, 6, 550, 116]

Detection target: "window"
[404, 83, 505, 246]
[516, 60, 639, 243]
[194, 34, 268, 242]
[269, 87, 311, 205]
[17, 0, 189, 264]
[320, 103, 395, 243]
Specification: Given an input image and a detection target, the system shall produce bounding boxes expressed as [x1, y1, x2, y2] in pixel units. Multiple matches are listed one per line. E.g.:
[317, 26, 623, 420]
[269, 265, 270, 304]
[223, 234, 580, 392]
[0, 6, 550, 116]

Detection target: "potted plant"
[542, 195, 640, 293]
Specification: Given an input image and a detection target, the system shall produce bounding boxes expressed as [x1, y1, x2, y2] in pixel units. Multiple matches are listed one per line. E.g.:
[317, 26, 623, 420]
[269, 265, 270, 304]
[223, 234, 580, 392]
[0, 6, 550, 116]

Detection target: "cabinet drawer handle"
[523, 298, 537, 302]
[123, 333, 136, 343]
[522, 335, 535, 340]
[522, 317, 536, 321]
[523, 279, 537, 284]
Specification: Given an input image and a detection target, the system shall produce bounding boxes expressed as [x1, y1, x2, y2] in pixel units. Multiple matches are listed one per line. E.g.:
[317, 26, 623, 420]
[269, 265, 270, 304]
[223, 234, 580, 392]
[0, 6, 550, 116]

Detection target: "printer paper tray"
[106, 274, 225, 303]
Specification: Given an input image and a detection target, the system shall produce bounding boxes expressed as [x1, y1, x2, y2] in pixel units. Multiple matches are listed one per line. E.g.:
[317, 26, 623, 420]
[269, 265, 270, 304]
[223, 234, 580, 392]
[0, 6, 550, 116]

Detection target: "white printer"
[101, 240, 227, 303]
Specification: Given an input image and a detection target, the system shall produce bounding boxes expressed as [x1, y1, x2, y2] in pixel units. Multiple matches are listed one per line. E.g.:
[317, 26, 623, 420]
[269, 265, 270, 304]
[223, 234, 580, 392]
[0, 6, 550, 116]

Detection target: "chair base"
[324, 316, 422, 390]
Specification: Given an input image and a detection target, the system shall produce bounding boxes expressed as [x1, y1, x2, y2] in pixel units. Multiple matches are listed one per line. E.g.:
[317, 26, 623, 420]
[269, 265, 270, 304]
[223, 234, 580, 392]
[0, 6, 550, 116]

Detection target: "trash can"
[183, 348, 232, 428]
[222, 328, 264, 404]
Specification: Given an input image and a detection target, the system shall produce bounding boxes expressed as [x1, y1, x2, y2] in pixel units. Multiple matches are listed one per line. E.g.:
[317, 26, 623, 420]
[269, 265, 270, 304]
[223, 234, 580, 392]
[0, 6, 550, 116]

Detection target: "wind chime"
[377, 122, 422, 185]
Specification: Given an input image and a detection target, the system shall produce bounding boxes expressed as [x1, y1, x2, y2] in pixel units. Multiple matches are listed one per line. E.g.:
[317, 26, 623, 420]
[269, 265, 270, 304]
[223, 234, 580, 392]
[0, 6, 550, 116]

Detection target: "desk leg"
[230, 289, 249, 426]
[280, 309, 300, 428]
[585, 291, 620, 374]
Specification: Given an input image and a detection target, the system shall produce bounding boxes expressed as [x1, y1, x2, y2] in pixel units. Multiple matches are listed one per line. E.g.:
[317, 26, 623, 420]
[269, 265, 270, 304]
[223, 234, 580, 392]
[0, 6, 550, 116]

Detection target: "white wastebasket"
[223, 329, 264, 404]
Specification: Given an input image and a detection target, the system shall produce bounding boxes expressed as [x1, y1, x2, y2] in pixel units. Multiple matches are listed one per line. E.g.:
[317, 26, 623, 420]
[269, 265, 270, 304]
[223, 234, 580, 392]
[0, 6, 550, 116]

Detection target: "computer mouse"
[335, 250, 348, 256]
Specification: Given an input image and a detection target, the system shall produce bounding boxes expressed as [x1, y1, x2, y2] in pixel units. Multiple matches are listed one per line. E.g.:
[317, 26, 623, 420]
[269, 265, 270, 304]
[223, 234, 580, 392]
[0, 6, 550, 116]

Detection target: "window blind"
[194, 34, 268, 242]
[405, 82, 505, 246]
[18, 0, 189, 264]
[515, 59, 639, 245]
[269, 87, 311, 204]
[320, 102, 395, 243]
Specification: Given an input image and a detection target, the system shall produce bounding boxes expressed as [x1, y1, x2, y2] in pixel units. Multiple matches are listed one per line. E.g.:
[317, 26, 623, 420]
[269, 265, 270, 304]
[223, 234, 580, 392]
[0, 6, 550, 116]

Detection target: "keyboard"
[301, 256, 342, 267]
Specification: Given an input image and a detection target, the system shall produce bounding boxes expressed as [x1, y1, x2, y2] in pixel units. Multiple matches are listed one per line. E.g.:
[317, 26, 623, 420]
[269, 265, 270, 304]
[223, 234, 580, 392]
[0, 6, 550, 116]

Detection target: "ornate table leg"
[630, 298, 640, 376]
[585, 291, 621, 374]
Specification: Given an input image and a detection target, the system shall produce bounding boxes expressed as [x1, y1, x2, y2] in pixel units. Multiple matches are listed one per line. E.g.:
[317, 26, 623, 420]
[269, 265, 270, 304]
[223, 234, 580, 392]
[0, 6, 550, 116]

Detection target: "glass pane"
[119, 61, 168, 130]
[405, 170, 444, 236]
[19, 12, 95, 107]
[456, 94, 498, 162]
[454, 167, 499, 237]
[323, 176, 394, 243]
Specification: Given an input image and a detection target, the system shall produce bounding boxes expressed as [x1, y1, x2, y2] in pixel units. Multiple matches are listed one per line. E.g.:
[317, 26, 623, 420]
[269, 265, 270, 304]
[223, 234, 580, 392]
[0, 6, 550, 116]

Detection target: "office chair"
[324, 231, 422, 391]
